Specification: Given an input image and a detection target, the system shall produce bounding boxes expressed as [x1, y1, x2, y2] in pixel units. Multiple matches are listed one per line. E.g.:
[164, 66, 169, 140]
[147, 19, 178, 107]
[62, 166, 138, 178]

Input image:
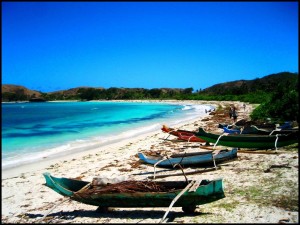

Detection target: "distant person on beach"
[229, 106, 233, 119]
[243, 103, 246, 111]
[232, 106, 237, 123]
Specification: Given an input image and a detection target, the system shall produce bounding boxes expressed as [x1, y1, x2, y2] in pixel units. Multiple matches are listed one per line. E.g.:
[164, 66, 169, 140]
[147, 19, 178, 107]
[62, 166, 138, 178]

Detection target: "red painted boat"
[161, 125, 206, 143]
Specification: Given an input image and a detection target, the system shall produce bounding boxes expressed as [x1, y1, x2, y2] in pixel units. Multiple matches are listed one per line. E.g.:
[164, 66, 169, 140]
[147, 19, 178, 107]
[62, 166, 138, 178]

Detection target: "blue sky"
[2, 1, 298, 92]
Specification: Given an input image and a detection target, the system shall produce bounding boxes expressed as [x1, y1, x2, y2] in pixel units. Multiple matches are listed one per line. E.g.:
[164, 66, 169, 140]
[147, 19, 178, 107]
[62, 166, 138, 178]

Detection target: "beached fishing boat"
[138, 148, 237, 168]
[161, 125, 206, 142]
[43, 172, 225, 213]
[196, 127, 298, 149]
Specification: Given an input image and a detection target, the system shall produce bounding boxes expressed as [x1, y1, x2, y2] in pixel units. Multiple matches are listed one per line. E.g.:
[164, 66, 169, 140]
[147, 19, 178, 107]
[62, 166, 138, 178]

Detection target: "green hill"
[200, 72, 298, 95]
[2, 71, 298, 102]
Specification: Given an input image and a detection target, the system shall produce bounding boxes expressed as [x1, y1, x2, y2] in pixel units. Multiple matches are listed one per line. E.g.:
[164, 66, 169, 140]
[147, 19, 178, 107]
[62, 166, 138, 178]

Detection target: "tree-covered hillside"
[200, 72, 297, 95]
[2, 72, 298, 123]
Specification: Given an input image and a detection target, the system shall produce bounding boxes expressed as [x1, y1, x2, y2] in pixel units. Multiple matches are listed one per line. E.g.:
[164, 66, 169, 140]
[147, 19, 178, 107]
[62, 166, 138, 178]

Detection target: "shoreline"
[2, 100, 218, 178]
[2, 100, 298, 223]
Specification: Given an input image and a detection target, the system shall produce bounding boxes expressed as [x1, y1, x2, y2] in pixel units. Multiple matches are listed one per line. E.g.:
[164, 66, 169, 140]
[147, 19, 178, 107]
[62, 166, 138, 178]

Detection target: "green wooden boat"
[43, 172, 225, 213]
[196, 127, 298, 149]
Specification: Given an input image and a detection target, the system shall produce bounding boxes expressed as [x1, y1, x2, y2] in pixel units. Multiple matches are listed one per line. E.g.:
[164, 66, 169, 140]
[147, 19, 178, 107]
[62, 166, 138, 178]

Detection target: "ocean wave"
[2, 102, 215, 170]
[182, 105, 193, 110]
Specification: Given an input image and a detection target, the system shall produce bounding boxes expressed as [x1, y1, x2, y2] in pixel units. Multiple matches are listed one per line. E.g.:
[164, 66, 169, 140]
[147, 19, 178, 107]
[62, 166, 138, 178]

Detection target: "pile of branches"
[80, 180, 176, 196]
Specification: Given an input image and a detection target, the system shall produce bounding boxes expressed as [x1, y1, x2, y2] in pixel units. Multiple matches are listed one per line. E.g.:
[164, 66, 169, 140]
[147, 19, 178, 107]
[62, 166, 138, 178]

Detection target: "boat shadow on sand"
[25, 208, 210, 222]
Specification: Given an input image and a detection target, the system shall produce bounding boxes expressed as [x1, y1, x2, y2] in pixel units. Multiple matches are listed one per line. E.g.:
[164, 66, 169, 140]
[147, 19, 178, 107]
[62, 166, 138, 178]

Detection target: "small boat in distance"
[161, 125, 206, 142]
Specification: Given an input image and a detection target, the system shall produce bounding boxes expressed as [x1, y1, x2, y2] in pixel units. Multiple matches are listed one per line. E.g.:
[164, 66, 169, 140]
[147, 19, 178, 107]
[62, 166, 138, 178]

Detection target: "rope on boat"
[239, 127, 244, 134]
[172, 163, 188, 183]
[188, 180, 201, 192]
[159, 181, 195, 223]
[177, 132, 192, 142]
[76, 183, 92, 193]
[213, 133, 226, 149]
[212, 154, 217, 169]
[274, 134, 279, 152]
[153, 158, 168, 180]
[187, 135, 195, 142]
[153, 152, 186, 180]
[212, 150, 221, 169]
[269, 129, 275, 135]
[162, 125, 175, 141]
[164, 133, 172, 141]
[269, 128, 285, 136]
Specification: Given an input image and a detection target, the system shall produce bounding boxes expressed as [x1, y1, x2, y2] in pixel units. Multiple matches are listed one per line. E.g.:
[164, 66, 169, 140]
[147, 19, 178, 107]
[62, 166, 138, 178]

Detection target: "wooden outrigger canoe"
[43, 172, 225, 213]
[138, 148, 237, 168]
[196, 127, 298, 149]
[162, 125, 206, 142]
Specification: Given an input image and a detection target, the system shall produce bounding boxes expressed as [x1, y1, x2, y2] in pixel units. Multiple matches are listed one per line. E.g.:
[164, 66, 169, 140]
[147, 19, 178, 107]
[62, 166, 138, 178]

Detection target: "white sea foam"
[2, 102, 215, 170]
[182, 105, 193, 110]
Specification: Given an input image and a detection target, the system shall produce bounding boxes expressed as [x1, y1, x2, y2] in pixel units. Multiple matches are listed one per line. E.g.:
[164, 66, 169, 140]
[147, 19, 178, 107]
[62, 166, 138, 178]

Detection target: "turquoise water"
[2, 101, 214, 169]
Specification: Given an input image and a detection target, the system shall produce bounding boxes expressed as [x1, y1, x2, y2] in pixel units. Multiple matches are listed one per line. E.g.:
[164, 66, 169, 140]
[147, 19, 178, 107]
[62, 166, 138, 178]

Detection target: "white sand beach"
[1, 100, 298, 223]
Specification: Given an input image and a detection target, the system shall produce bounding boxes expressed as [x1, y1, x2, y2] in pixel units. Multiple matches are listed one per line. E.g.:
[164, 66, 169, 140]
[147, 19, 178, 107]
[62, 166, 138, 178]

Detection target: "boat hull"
[162, 126, 206, 142]
[43, 173, 225, 208]
[196, 128, 298, 149]
[138, 149, 237, 168]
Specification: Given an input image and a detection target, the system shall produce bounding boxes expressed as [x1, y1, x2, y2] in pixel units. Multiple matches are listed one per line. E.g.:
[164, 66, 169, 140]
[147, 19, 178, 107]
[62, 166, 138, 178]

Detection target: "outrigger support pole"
[213, 133, 226, 149]
[159, 181, 195, 223]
